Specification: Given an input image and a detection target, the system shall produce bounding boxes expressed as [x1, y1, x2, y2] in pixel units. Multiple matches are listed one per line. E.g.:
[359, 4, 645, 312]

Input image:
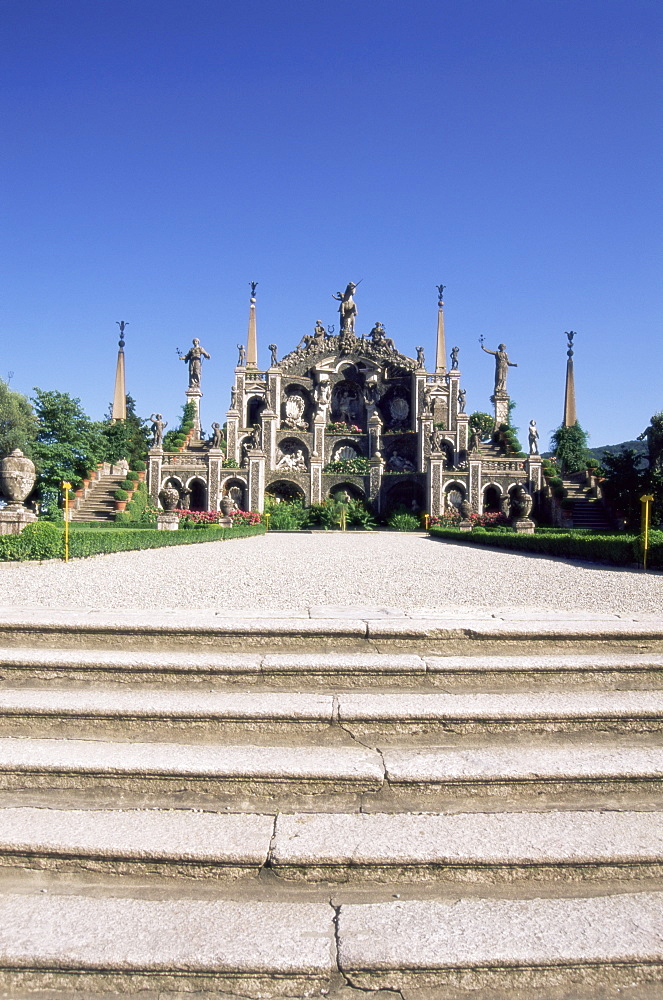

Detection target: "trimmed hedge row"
[0, 521, 265, 562]
[428, 525, 663, 568]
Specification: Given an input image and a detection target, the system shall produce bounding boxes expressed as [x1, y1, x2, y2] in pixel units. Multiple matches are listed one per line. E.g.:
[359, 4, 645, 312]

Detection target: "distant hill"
[542, 439, 648, 463]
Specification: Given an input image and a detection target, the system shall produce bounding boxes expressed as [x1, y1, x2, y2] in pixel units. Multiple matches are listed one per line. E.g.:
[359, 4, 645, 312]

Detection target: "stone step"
[0, 737, 661, 809]
[0, 686, 661, 737]
[3, 646, 663, 690]
[0, 890, 660, 996]
[3, 805, 659, 883]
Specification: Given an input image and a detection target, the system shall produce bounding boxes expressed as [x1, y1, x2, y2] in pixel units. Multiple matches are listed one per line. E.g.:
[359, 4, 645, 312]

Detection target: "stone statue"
[237, 344, 246, 366]
[283, 390, 308, 430]
[363, 380, 381, 415]
[276, 445, 307, 471]
[249, 281, 258, 298]
[230, 386, 238, 410]
[470, 428, 482, 452]
[450, 346, 459, 370]
[428, 429, 440, 454]
[179, 339, 210, 388]
[209, 422, 223, 449]
[268, 344, 278, 367]
[313, 321, 326, 345]
[458, 388, 467, 414]
[249, 423, 262, 450]
[150, 414, 167, 447]
[314, 380, 332, 415]
[180, 486, 192, 510]
[416, 346, 425, 369]
[332, 282, 359, 334]
[369, 321, 395, 351]
[482, 343, 518, 394]
[387, 448, 415, 472]
[528, 419, 539, 455]
[422, 385, 434, 414]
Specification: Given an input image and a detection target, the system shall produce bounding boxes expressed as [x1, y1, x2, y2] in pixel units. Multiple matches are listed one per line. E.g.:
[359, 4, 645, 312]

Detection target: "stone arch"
[482, 483, 503, 513]
[384, 436, 417, 473]
[330, 438, 364, 462]
[379, 385, 411, 431]
[383, 478, 425, 514]
[266, 480, 306, 503]
[439, 437, 455, 468]
[331, 379, 364, 428]
[246, 395, 265, 428]
[221, 476, 248, 511]
[444, 480, 467, 511]
[281, 384, 313, 430]
[328, 482, 366, 501]
[275, 437, 309, 472]
[187, 477, 207, 512]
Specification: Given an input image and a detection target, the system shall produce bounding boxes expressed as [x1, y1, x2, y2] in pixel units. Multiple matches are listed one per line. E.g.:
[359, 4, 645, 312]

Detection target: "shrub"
[131, 459, 146, 472]
[553, 485, 568, 500]
[428, 525, 638, 566]
[126, 471, 140, 482]
[323, 457, 370, 474]
[388, 512, 420, 531]
[113, 489, 129, 501]
[0, 521, 63, 561]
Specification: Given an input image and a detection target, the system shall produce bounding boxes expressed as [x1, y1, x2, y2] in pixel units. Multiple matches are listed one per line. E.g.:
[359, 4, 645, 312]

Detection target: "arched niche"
[383, 478, 425, 514]
[187, 478, 207, 512]
[444, 480, 467, 511]
[328, 482, 366, 501]
[385, 437, 416, 473]
[331, 379, 365, 429]
[275, 438, 309, 472]
[246, 395, 265, 428]
[281, 384, 312, 431]
[266, 480, 306, 503]
[483, 483, 503, 513]
[222, 476, 248, 511]
[379, 385, 411, 431]
[330, 438, 364, 462]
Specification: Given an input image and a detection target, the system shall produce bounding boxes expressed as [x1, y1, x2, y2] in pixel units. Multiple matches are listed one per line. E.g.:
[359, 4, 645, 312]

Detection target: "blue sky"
[1, 0, 660, 448]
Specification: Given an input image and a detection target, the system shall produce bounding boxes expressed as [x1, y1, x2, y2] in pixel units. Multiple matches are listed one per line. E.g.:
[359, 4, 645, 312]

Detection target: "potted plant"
[114, 488, 129, 511]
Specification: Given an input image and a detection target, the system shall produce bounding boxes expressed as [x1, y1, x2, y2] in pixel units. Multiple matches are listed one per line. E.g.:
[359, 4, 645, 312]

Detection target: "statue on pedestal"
[150, 414, 167, 447]
[528, 419, 539, 455]
[268, 344, 278, 367]
[179, 339, 210, 388]
[481, 342, 518, 393]
[332, 282, 359, 334]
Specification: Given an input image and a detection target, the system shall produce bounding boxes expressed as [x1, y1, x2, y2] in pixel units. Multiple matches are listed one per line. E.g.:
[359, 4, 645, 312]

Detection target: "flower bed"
[174, 508, 262, 527]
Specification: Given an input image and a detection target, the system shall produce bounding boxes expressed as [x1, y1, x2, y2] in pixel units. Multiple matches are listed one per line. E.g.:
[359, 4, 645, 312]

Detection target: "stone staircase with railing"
[561, 475, 613, 530]
[69, 473, 127, 523]
[0, 607, 661, 997]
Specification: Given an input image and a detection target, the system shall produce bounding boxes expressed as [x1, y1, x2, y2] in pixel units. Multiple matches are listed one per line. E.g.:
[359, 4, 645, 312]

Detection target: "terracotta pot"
[115, 500, 127, 511]
[82, 479, 90, 488]
[136, 471, 145, 481]
[75, 490, 84, 499]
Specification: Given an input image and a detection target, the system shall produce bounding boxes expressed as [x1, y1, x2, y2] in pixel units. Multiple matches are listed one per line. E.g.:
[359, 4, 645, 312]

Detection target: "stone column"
[492, 391, 509, 430]
[456, 412, 470, 454]
[247, 452, 266, 513]
[369, 457, 383, 511]
[447, 371, 461, 433]
[207, 450, 223, 511]
[309, 461, 323, 504]
[526, 454, 543, 495]
[148, 448, 163, 505]
[419, 416, 433, 472]
[469, 458, 482, 513]
[185, 387, 203, 437]
[262, 409, 278, 470]
[428, 458, 444, 516]
[312, 416, 326, 463]
[226, 410, 240, 465]
[368, 413, 382, 460]
[412, 371, 427, 425]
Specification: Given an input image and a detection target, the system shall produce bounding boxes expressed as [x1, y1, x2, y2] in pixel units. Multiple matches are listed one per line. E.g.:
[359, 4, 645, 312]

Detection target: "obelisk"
[434, 284, 446, 374]
[111, 321, 128, 422]
[563, 330, 577, 426]
[246, 281, 258, 370]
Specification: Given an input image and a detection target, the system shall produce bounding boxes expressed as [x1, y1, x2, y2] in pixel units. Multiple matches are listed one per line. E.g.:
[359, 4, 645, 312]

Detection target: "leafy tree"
[102, 394, 150, 466]
[550, 423, 589, 474]
[469, 412, 493, 441]
[0, 379, 37, 457]
[600, 448, 647, 530]
[31, 389, 107, 515]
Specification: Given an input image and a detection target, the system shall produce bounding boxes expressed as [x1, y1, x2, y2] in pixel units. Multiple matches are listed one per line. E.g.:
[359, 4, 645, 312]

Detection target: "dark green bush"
[131, 460, 146, 472]
[547, 476, 563, 489]
[553, 485, 568, 500]
[0, 521, 63, 561]
[119, 480, 135, 492]
[388, 512, 420, 532]
[428, 525, 638, 567]
[126, 471, 140, 482]
[113, 489, 129, 501]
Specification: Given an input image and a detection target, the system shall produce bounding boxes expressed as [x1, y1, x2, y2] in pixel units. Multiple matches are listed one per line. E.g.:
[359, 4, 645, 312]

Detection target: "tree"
[469, 412, 494, 441]
[550, 423, 589, 474]
[102, 395, 150, 465]
[600, 448, 647, 530]
[31, 389, 107, 511]
[0, 379, 37, 457]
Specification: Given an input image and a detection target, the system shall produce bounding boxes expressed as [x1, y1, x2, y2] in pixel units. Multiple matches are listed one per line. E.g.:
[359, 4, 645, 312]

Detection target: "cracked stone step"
[1, 807, 661, 882]
[0, 687, 660, 738]
[0, 894, 336, 996]
[337, 891, 663, 993]
[0, 738, 384, 801]
[272, 809, 663, 882]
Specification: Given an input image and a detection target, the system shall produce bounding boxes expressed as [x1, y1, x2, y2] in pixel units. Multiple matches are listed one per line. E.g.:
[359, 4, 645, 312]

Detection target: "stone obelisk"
[563, 330, 577, 426]
[435, 284, 446, 374]
[246, 281, 258, 370]
[111, 321, 128, 422]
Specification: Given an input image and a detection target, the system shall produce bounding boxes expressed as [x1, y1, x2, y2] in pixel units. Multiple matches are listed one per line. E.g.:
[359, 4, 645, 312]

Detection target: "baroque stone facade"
[148, 289, 542, 518]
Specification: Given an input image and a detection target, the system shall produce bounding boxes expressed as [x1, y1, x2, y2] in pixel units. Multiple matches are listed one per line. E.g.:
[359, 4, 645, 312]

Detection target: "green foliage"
[163, 402, 197, 452]
[0, 522, 265, 561]
[101, 395, 150, 466]
[113, 489, 129, 501]
[131, 459, 146, 472]
[264, 497, 310, 530]
[599, 448, 646, 530]
[550, 423, 589, 474]
[428, 525, 642, 567]
[118, 479, 135, 492]
[388, 511, 420, 531]
[0, 378, 37, 457]
[31, 388, 107, 507]
[125, 471, 140, 482]
[468, 411, 493, 441]
[117, 481, 159, 525]
[323, 457, 371, 474]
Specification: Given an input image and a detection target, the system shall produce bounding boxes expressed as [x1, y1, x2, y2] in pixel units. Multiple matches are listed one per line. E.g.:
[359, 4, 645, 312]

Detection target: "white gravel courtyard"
[0, 532, 660, 616]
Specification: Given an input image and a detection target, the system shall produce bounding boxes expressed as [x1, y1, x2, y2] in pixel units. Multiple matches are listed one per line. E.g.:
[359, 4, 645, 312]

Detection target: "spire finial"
[434, 285, 446, 374]
[112, 321, 128, 422]
[563, 330, 577, 426]
[246, 282, 258, 369]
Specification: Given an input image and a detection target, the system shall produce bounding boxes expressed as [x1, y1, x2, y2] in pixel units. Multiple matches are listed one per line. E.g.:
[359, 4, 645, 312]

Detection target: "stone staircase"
[0, 607, 662, 998]
[70, 474, 127, 523]
[562, 476, 613, 530]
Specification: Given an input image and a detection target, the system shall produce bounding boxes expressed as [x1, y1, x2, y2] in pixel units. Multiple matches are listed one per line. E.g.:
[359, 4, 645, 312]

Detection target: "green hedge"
[428, 524, 660, 568]
[0, 521, 265, 561]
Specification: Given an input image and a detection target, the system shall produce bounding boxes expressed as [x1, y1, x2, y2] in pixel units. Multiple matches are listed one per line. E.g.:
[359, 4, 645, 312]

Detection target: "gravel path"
[0, 533, 660, 615]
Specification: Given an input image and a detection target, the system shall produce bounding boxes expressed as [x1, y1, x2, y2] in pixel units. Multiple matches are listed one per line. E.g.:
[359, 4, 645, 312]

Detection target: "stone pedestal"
[156, 512, 179, 532]
[0, 505, 37, 535]
[513, 517, 535, 534]
[492, 391, 510, 429]
[148, 448, 163, 504]
[458, 519, 473, 533]
[185, 388, 203, 436]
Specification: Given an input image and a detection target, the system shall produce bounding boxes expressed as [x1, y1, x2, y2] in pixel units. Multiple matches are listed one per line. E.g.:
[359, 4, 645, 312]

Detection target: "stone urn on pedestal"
[0, 449, 38, 535]
[156, 485, 181, 531]
[458, 499, 473, 533]
[218, 494, 235, 527]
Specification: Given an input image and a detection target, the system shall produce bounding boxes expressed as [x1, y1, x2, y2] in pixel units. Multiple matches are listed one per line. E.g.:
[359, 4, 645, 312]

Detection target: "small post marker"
[62, 482, 72, 562]
[422, 513, 430, 530]
[264, 512, 271, 532]
[640, 494, 654, 571]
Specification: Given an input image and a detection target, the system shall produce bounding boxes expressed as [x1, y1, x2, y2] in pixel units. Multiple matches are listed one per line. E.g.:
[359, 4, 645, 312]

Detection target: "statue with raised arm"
[332, 282, 359, 334]
[150, 413, 167, 448]
[528, 419, 539, 455]
[237, 344, 246, 367]
[209, 422, 224, 449]
[482, 342, 518, 393]
[416, 346, 425, 369]
[268, 344, 278, 367]
[179, 339, 210, 388]
[450, 346, 459, 370]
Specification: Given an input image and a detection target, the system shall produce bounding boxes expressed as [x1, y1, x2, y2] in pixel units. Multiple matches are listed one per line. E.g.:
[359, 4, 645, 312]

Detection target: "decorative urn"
[159, 485, 180, 511]
[0, 450, 36, 507]
[220, 496, 235, 516]
[459, 499, 472, 520]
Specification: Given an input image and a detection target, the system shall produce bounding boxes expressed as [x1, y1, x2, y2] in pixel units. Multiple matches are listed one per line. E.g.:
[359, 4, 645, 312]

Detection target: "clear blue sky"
[1, 0, 660, 449]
